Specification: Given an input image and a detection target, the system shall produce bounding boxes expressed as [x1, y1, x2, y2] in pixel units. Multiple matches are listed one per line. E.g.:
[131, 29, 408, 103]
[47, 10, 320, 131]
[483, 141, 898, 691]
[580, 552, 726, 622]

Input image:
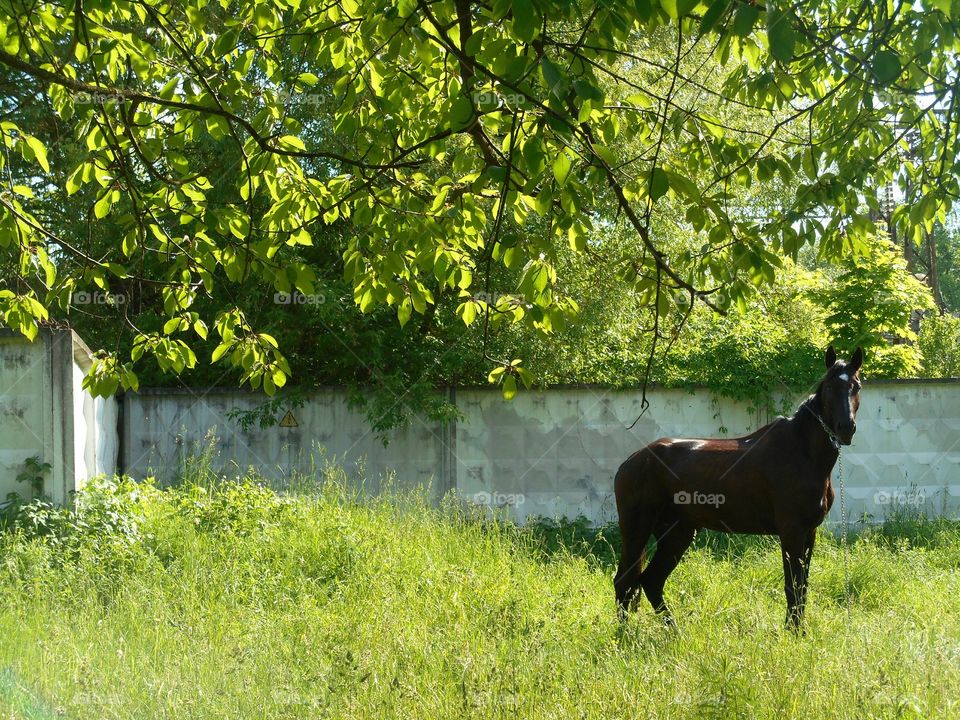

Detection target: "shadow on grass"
[522, 517, 621, 570]
[521, 517, 779, 571]
[522, 511, 960, 572]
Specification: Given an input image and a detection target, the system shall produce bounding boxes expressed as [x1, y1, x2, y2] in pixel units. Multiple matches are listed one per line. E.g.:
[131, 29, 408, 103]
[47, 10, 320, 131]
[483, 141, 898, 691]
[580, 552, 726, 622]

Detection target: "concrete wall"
[121, 389, 449, 501]
[119, 381, 960, 526]
[0, 329, 117, 504]
[6, 327, 954, 524]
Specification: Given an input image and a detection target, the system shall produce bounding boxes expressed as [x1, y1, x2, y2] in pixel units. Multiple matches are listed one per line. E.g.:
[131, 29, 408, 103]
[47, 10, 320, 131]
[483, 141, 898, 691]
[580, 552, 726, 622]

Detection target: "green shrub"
[919, 313, 960, 378]
[3, 476, 151, 556]
[813, 233, 936, 378]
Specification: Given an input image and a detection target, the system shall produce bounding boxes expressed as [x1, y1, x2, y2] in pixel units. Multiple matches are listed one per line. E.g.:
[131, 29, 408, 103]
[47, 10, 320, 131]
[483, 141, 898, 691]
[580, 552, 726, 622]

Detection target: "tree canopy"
[1, 0, 958, 400]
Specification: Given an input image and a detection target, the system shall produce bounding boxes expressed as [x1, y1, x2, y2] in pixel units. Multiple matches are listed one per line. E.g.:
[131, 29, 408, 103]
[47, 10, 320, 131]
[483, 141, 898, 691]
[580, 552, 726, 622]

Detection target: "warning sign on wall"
[279, 411, 298, 428]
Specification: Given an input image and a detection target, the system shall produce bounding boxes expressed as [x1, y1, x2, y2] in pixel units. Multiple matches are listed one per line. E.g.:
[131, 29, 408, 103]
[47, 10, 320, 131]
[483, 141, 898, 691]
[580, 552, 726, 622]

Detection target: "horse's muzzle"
[837, 422, 856, 445]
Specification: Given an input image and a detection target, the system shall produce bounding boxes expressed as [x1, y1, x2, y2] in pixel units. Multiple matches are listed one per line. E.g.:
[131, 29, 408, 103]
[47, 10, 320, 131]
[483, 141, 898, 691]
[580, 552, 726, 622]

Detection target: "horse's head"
[818, 345, 864, 446]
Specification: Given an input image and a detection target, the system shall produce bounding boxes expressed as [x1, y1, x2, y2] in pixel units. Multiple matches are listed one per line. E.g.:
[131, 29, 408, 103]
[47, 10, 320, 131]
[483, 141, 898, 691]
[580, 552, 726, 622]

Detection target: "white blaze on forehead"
[839, 373, 849, 381]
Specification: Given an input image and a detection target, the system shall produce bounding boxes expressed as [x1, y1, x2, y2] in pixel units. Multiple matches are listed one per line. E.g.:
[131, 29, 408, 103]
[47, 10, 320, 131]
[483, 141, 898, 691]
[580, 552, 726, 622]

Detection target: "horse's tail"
[614, 455, 657, 612]
[613, 454, 647, 565]
[615, 448, 666, 571]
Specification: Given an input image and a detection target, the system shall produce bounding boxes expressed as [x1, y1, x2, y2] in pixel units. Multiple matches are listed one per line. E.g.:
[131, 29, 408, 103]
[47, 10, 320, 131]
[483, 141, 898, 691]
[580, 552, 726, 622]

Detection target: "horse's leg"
[614, 504, 659, 619]
[780, 526, 816, 631]
[640, 516, 696, 625]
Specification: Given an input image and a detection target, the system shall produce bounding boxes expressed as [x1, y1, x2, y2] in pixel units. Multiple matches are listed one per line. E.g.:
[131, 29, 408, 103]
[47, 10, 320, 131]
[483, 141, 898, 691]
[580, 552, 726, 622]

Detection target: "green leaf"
[65, 165, 84, 195]
[24, 136, 49, 172]
[459, 300, 478, 325]
[578, 99, 593, 123]
[656, 290, 670, 317]
[592, 144, 617, 166]
[212, 342, 231, 362]
[573, 79, 604, 102]
[206, 116, 230, 140]
[552, 152, 572, 186]
[94, 194, 111, 219]
[766, 7, 796, 63]
[398, 297, 412, 327]
[449, 94, 475, 131]
[503, 245, 523, 269]
[732, 4, 760, 36]
[625, 93, 653, 109]
[568, 223, 586, 251]
[278, 135, 306, 151]
[872, 50, 902, 86]
[511, 0, 539, 42]
[464, 29, 484, 56]
[666, 171, 700, 202]
[503, 374, 518, 400]
[649, 167, 669, 202]
[515, 366, 534, 389]
[540, 57, 565, 98]
[699, 0, 731, 34]
[104, 262, 128, 278]
[700, 114, 725, 139]
[159, 77, 179, 100]
[533, 263, 549, 292]
[522, 138, 547, 175]
[660, 0, 697, 20]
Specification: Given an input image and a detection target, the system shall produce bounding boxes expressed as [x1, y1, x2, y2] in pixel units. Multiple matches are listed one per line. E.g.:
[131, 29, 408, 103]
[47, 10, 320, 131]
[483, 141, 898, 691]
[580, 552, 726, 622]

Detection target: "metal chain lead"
[837, 450, 851, 621]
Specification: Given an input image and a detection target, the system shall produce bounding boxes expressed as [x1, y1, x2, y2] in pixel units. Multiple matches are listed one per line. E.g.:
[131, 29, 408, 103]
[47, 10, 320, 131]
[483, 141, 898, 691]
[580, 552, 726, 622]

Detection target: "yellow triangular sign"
[279, 410, 298, 428]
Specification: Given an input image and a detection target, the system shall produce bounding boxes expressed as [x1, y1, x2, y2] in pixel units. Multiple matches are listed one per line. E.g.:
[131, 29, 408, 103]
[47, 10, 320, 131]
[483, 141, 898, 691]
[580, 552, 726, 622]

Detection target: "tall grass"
[1, 465, 960, 719]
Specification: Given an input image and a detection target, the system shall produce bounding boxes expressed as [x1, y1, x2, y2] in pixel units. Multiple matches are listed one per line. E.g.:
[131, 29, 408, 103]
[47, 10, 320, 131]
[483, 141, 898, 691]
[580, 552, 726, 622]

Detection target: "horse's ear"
[825, 345, 837, 369]
[849, 346, 864, 373]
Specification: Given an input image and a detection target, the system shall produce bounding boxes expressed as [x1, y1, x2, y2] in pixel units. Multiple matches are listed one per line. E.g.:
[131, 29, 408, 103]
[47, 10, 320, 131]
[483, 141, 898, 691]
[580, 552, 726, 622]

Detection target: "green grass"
[2, 469, 960, 719]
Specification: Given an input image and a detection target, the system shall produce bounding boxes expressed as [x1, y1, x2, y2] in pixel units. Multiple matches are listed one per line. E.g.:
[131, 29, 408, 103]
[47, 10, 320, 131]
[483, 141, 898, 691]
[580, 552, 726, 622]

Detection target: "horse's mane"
[793, 394, 818, 420]
[792, 387, 825, 421]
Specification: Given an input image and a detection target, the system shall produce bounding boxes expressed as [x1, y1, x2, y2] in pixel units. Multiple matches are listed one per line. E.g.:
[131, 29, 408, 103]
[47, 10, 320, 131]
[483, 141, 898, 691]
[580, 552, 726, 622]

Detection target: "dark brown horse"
[614, 346, 863, 629]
